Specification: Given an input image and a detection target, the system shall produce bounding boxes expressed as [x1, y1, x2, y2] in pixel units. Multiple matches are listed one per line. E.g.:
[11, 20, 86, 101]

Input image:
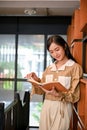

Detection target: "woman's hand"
[25, 72, 40, 82]
[39, 86, 60, 97]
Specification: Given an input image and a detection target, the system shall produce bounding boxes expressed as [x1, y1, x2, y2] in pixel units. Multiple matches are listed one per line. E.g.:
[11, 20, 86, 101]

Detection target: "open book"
[27, 77, 68, 92]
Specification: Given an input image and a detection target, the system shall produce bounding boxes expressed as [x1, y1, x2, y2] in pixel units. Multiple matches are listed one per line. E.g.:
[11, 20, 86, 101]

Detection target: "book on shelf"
[27, 77, 68, 92]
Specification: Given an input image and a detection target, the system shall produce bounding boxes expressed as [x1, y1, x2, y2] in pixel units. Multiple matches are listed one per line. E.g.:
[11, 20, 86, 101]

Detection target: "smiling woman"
[25, 35, 83, 130]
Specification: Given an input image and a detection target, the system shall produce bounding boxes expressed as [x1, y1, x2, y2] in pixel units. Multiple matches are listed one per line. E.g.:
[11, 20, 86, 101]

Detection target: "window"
[0, 34, 15, 106]
[17, 35, 45, 126]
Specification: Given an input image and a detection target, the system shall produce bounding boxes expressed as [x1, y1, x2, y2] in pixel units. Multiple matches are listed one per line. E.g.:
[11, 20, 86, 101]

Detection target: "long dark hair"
[47, 35, 76, 62]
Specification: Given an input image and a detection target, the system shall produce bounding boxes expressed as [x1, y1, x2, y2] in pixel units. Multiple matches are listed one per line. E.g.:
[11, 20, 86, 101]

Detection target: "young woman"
[26, 35, 83, 130]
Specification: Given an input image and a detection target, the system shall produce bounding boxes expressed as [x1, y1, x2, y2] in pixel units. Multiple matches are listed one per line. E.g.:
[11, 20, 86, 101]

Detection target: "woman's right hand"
[25, 72, 40, 81]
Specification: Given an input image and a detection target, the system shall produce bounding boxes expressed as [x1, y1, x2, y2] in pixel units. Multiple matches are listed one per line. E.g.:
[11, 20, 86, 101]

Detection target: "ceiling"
[0, 0, 80, 16]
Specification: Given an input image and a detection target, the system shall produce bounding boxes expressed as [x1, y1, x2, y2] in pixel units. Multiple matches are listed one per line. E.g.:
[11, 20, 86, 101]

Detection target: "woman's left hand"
[39, 86, 60, 97]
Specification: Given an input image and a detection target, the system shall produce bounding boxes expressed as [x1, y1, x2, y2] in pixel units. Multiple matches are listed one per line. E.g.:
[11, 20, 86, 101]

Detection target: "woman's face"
[49, 42, 66, 61]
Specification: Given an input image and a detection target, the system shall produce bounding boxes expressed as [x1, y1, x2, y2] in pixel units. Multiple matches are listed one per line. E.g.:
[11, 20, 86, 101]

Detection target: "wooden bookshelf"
[67, 1, 87, 129]
[67, 25, 72, 46]
[80, 0, 87, 31]
[78, 78, 87, 129]
[67, 9, 83, 65]
[73, 9, 83, 39]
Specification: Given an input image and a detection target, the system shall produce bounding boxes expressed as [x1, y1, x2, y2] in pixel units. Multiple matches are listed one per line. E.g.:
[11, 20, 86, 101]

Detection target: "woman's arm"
[62, 64, 83, 103]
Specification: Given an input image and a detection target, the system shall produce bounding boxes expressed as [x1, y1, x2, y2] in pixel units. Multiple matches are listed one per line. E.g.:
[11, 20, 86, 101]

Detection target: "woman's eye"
[50, 51, 53, 54]
[56, 48, 59, 51]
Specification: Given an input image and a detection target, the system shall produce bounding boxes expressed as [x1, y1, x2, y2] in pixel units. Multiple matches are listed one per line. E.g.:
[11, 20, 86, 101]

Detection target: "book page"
[27, 77, 68, 92]
[27, 77, 42, 86]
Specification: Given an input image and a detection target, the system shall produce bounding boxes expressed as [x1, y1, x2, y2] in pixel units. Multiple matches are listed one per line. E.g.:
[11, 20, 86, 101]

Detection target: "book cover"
[27, 77, 68, 92]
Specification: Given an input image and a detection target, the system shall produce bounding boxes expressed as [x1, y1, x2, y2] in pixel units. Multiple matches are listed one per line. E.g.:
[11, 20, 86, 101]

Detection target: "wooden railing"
[0, 103, 4, 130]
[0, 91, 30, 130]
